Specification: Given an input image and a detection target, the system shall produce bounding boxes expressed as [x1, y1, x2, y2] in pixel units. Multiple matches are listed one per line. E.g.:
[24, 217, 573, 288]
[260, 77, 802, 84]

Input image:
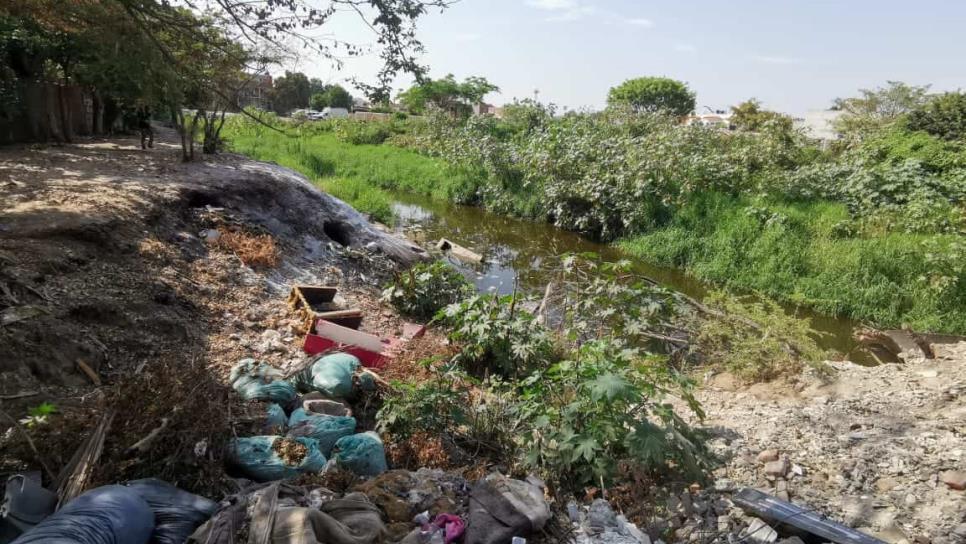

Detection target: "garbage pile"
[226, 352, 387, 482]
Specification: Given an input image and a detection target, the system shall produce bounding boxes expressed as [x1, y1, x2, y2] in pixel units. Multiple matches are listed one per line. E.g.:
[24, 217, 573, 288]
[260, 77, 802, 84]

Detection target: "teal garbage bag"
[310, 353, 360, 399]
[228, 436, 326, 482]
[287, 408, 356, 456]
[265, 403, 287, 434]
[333, 432, 388, 477]
[230, 359, 296, 404]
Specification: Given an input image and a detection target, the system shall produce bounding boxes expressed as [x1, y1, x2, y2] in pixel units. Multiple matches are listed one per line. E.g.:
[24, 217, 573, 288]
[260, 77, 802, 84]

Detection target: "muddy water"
[390, 192, 868, 362]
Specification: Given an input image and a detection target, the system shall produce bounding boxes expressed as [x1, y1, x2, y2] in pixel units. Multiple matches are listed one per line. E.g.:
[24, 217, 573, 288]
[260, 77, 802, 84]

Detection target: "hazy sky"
[294, 0, 966, 115]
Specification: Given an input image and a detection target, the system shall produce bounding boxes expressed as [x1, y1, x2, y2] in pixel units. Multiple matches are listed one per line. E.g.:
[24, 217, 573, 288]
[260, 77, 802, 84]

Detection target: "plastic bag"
[230, 359, 297, 404]
[12, 485, 154, 544]
[125, 479, 217, 544]
[229, 436, 326, 482]
[265, 403, 288, 434]
[287, 408, 356, 456]
[310, 353, 360, 399]
[333, 432, 388, 477]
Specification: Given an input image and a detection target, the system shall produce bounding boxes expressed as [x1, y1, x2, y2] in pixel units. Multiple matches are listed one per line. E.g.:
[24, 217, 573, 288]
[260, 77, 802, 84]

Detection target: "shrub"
[439, 294, 558, 378]
[908, 91, 966, 141]
[517, 339, 709, 487]
[381, 261, 473, 320]
[334, 120, 392, 145]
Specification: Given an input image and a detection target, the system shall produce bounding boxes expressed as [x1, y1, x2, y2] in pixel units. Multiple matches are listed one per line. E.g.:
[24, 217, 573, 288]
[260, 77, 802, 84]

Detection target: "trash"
[228, 436, 326, 482]
[287, 408, 357, 456]
[511, 538, 526, 544]
[189, 482, 386, 544]
[124, 478, 218, 544]
[310, 352, 361, 398]
[432, 513, 465, 544]
[266, 403, 288, 434]
[333, 432, 388, 477]
[304, 398, 352, 417]
[1, 474, 57, 536]
[0, 306, 46, 327]
[436, 238, 484, 264]
[230, 359, 297, 404]
[11, 485, 154, 544]
[304, 321, 400, 369]
[465, 473, 550, 544]
[733, 487, 887, 544]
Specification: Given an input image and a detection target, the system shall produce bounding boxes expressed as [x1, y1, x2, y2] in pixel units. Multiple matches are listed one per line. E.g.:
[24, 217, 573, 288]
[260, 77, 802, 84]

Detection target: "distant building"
[237, 73, 273, 111]
[473, 102, 505, 119]
[796, 110, 843, 141]
[683, 113, 733, 129]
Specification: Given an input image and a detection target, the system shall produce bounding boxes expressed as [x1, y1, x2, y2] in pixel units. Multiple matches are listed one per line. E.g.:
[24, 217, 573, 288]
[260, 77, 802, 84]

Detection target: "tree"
[730, 99, 792, 132]
[607, 77, 695, 116]
[907, 91, 966, 141]
[272, 71, 310, 114]
[833, 81, 930, 140]
[398, 74, 498, 116]
[309, 83, 352, 110]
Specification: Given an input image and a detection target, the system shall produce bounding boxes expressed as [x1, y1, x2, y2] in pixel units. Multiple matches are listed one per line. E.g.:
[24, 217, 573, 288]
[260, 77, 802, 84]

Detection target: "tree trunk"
[58, 84, 73, 143]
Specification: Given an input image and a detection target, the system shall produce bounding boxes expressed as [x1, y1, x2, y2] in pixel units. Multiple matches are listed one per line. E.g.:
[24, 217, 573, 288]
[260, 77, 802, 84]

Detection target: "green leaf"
[575, 436, 598, 461]
[588, 373, 632, 401]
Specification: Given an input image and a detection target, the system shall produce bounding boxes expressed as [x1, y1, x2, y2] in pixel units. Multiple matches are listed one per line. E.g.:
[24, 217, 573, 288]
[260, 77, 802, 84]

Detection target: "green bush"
[438, 294, 558, 378]
[381, 261, 473, 320]
[517, 340, 709, 486]
[908, 92, 966, 141]
[334, 119, 392, 145]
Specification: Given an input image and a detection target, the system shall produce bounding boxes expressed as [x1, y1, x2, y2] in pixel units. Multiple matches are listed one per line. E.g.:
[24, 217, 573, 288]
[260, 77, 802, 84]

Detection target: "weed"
[382, 261, 473, 320]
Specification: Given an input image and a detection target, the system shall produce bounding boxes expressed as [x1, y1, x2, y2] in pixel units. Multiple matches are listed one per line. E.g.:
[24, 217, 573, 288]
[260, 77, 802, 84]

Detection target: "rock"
[200, 228, 221, 244]
[777, 538, 805, 544]
[757, 450, 780, 464]
[615, 515, 650, 544]
[588, 499, 618, 531]
[764, 459, 789, 478]
[741, 518, 778, 543]
[939, 470, 966, 490]
[876, 476, 900, 492]
[713, 479, 735, 492]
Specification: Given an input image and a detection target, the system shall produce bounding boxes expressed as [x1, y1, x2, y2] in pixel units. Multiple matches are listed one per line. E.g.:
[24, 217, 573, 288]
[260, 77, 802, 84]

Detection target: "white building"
[797, 110, 844, 141]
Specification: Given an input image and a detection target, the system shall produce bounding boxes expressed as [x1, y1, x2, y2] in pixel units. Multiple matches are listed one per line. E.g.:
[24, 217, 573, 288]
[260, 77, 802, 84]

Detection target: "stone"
[940, 470, 966, 490]
[615, 515, 651, 544]
[764, 459, 789, 478]
[876, 476, 900, 492]
[757, 449, 780, 464]
[588, 499, 618, 531]
[777, 538, 805, 544]
[741, 518, 778, 543]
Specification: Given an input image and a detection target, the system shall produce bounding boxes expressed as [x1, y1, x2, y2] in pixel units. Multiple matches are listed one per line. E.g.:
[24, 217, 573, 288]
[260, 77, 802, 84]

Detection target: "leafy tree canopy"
[398, 74, 498, 115]
[730, 98, 793, 132]
[309, 83, 353, 110]
[907, 91, 966, 141]
[833, 81, 930, 140]
[272, 71, 310, 114]
[607, 77, 696, 116]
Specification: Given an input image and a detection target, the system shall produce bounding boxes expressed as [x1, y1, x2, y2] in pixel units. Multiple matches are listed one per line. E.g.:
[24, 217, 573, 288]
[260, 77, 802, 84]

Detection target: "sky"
[292, 0, 966, 115]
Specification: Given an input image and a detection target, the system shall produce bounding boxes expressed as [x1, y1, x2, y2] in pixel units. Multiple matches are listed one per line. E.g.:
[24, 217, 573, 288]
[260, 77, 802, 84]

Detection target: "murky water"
[390, 193, 868, 362]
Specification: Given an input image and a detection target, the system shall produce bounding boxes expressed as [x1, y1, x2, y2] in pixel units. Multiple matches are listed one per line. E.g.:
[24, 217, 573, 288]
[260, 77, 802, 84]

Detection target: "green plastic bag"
[310, 353, 360, 399]
[229, 435, 326, 482]
[230, 359, 296, 404]
[287, 408, 356, 456]
[265, 403, 287, 434]
[333, 432, 387, 476]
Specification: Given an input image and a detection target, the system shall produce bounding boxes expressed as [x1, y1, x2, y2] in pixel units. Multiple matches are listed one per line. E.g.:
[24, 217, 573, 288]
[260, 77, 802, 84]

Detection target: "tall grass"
[222, 120, 470, 224]
[620, 192, 966, 333]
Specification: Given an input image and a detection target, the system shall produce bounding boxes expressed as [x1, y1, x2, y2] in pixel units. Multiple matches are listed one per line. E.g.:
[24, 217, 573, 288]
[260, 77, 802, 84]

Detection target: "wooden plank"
[315, 309, 364, 330]
[733, 488, 886, 544]
[436, 238, 483, 263]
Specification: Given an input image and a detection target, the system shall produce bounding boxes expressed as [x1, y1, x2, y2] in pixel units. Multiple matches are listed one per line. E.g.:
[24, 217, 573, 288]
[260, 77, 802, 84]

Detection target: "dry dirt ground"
[678, 344, 966, 543]
[0, 130, 425, 491]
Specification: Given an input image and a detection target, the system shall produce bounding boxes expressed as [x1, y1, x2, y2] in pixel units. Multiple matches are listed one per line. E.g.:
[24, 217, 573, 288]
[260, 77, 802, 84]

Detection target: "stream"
[388, 192, 870, 364]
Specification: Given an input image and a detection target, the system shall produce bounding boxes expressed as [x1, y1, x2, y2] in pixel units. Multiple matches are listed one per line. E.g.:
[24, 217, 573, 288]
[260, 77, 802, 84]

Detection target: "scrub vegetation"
[222, 81, 966, 334]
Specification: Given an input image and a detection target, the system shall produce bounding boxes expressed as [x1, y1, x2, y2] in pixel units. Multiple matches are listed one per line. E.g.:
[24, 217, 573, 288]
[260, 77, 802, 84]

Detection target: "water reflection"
[390, 193, 867, 362]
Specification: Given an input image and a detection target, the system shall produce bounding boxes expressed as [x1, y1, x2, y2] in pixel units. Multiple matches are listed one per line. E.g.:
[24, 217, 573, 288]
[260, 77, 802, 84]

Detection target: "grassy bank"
[221, 112, 965, 334]
[222, 118, 467, 224]
[620, 193, 965, 333]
